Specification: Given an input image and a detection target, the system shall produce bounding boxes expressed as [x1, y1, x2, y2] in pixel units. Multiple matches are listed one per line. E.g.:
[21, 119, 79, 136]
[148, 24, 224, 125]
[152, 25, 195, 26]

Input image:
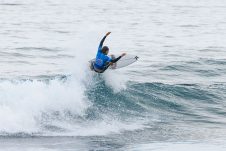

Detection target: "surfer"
[91, 32, 126, 73]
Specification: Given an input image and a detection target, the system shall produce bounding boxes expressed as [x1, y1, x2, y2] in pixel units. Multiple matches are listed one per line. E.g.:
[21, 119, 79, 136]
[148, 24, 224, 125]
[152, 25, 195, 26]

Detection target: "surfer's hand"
[121, 53, 126, 57]
[106, 32, 111, 36]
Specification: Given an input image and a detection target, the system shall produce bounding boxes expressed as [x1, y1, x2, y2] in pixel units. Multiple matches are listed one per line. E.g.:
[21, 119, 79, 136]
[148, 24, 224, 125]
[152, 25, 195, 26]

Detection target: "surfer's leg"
[101, 63, 111, 73]
[90, 62, 94, 71]
[93, 65, 104, 73]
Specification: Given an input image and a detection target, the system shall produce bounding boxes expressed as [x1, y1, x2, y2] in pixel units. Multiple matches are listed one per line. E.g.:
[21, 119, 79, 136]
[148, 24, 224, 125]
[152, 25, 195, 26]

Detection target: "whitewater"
[0, 0, 226, 150]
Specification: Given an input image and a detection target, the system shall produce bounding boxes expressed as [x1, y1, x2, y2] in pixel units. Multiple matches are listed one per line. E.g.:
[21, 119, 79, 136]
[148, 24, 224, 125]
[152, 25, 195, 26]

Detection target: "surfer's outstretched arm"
[98, 32, 111, 52]
[110, 53, 126, 63]
[103, 53, 126, 72]
[111, 56, 121, 63]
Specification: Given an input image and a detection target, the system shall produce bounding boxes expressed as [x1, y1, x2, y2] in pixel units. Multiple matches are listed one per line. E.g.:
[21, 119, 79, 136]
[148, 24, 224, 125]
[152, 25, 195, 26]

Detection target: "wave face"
[0, 74, 226, 140]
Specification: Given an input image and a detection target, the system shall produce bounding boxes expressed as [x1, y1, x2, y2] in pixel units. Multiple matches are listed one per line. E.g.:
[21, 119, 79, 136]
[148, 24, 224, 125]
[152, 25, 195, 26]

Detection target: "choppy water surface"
[0, 0, 226, 150]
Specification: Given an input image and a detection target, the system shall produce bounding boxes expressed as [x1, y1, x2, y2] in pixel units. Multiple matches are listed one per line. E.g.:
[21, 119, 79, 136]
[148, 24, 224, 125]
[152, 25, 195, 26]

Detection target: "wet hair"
[101, 46, 109, 54]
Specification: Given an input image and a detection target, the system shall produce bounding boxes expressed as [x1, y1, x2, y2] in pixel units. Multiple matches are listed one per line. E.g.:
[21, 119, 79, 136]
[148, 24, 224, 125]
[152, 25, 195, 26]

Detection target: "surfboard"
[109, 54, 138, 69]
[89, 54, 138, 71]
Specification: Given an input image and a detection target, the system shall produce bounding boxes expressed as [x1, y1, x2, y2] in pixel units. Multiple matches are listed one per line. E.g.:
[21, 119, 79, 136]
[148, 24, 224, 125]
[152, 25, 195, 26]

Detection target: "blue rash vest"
[94, 36, 112, 70]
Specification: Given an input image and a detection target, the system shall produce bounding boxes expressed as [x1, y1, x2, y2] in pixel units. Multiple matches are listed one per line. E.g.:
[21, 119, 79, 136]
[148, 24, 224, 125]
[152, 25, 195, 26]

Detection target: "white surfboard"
[109, 54, 138, 69]
[89, 54, 138, 71]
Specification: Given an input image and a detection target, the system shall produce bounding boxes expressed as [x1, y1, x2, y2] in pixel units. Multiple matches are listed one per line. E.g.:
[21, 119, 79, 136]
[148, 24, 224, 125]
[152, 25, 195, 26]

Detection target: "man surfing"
[90, 32, 126, 73]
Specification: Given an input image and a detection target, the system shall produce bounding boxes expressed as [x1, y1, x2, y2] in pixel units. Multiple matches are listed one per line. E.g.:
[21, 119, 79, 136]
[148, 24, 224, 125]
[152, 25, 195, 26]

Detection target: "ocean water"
[0, 0, 226, 150]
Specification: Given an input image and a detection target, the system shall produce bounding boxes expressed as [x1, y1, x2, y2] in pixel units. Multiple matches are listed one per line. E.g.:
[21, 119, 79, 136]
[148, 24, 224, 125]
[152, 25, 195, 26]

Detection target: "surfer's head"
[102, 46, 109, 55]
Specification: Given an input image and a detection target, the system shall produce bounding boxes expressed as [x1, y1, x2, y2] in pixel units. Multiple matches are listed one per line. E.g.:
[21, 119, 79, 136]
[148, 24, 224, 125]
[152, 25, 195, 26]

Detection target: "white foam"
[103, 70, 128, 93]
[0, 77, 89, 134]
